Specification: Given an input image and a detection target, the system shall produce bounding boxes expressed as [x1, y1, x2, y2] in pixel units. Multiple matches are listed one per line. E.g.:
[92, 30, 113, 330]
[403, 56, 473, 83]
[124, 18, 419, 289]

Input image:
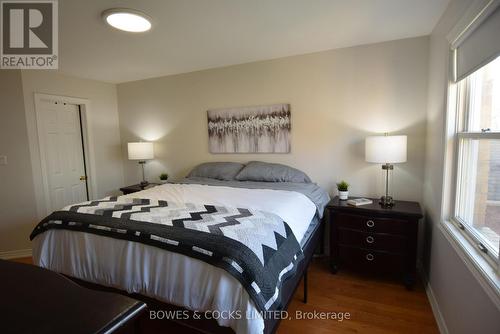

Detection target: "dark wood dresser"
[327, 196, 423, 288]
[0, 259, 146, 334]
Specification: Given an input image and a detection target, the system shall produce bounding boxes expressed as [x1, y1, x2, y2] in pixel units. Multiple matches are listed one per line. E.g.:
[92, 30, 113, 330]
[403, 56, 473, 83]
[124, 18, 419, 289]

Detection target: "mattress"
[32, 183, 320, 334]
[299, 216, 320, 248]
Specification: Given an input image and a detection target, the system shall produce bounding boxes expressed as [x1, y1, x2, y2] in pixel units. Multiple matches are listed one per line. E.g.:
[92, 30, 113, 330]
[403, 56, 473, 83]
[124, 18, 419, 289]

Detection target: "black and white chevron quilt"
[30, 196, 304, 313]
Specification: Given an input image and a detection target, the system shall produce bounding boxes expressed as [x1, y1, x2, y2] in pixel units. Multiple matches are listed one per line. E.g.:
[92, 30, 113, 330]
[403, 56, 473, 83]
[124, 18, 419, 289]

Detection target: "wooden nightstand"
[120, 183, 161, 195]
[327, 196, 423, 289]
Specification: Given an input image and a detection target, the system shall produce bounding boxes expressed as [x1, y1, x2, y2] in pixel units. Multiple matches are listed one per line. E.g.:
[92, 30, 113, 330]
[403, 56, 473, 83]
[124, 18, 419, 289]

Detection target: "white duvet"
[33, 183, 317, 334]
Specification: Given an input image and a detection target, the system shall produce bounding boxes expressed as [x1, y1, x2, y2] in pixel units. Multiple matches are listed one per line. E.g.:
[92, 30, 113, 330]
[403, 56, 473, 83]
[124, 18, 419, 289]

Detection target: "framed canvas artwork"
[207, 104, 291, 153]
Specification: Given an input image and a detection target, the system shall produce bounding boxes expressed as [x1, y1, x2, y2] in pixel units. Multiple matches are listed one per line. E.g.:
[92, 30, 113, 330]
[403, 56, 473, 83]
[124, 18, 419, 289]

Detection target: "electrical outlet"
[0, 156, 7, 165]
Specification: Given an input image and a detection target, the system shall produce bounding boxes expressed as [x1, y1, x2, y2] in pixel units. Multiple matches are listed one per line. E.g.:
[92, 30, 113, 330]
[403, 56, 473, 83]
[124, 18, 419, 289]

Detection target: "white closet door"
[37, 99, 88, 212]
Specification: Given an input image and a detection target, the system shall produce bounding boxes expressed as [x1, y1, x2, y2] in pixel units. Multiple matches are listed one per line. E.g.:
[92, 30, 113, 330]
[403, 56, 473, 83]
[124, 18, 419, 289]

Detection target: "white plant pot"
[338, 191, 349, 200]
[159, 180, 168, 184]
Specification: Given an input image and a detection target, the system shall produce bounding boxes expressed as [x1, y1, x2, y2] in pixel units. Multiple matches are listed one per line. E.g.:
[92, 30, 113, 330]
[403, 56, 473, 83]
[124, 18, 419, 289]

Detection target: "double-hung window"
[453, 55, 500, 265]
[449, 1, 500, 270]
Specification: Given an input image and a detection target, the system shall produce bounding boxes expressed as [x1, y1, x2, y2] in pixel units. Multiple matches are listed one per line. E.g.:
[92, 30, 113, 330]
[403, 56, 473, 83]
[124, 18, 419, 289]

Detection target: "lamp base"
[379, 195, 394, 208]
[380, 163, 395, 208]
[138, 160, 149, 188]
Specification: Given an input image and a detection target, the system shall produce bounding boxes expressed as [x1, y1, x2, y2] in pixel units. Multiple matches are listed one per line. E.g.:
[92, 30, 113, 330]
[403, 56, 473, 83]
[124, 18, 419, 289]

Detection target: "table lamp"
[128, 142, 154, 186]
[365, 134, 407, 208]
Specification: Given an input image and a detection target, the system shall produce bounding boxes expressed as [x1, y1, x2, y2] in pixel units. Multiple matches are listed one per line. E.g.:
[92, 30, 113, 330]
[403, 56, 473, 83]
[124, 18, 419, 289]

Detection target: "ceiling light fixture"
[102, 8, 152, 33]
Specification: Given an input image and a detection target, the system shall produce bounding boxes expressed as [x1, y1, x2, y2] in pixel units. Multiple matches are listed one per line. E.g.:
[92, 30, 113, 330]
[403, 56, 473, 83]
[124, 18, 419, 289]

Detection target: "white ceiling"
[58, 0, 450, 83]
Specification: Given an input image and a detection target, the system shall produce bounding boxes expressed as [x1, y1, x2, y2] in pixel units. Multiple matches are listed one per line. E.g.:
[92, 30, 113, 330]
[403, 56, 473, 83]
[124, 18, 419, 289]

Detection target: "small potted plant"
[336, 181, 349, 200]
[159, 173, 169, 184]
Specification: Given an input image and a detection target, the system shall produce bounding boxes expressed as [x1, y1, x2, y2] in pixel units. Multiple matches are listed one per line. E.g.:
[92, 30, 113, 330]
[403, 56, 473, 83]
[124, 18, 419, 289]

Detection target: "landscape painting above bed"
[207, 104, 291, 153]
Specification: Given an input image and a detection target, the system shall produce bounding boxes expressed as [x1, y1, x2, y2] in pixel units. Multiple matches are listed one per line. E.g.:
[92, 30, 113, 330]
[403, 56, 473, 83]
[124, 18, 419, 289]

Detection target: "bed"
[31, 162, 330, 334]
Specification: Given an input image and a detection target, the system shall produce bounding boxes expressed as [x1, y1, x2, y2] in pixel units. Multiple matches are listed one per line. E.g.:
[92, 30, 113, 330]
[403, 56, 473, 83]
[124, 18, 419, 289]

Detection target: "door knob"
[80, 176, 87, 181]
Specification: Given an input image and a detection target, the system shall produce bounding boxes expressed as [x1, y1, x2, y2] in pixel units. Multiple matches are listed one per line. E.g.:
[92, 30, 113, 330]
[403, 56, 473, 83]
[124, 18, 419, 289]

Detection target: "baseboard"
[420, 270, 449, 334]
[0, 248, 32, 260]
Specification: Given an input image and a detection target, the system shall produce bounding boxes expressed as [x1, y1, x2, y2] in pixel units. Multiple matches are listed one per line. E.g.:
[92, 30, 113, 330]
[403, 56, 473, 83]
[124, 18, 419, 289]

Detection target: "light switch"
[0, 156, 7, 165]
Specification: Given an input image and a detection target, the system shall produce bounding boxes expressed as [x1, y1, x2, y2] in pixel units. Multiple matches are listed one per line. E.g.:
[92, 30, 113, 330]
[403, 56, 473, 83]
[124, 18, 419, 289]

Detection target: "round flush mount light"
[102, 8, 152, 33]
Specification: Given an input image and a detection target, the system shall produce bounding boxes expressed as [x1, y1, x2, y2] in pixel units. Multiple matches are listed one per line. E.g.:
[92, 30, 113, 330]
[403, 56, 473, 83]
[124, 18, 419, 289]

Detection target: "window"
[453, 55, 500, 264]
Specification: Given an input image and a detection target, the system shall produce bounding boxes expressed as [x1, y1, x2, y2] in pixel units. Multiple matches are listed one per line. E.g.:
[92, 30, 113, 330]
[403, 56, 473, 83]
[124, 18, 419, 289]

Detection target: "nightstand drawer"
[338, 228, 407, 253]
[336, 213, 407, 235]
[338, 245, 405, 272]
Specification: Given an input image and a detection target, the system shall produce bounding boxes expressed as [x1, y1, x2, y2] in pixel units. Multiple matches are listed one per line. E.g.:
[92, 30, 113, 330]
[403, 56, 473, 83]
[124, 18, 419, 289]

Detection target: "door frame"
[34, 93, 97, 215]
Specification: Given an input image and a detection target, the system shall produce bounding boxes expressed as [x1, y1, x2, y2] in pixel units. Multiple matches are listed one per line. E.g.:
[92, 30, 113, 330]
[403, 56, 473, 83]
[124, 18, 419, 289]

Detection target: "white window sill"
[439, 220, 500, 310]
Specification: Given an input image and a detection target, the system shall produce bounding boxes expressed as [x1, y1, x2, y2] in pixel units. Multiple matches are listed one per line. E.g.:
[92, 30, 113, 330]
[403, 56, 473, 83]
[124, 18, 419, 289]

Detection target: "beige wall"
[0, 70, 38, 252]
[0, 70, 124, 254]
[423, 0, 500, 332]
[118, 36, 429, 201]
[21, 71, 125, 218]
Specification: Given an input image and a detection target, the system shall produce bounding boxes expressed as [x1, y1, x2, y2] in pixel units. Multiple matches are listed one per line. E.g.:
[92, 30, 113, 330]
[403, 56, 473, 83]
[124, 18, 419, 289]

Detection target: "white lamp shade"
[365, 135, 407, 163]
[128, 142, 154, 160]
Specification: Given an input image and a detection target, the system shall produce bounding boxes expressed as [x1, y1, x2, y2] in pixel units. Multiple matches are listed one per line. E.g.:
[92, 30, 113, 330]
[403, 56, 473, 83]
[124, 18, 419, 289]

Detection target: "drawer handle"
[366, 220, 375, 228]
[366, 253, 374, 261]
[366, 236, 375, 244]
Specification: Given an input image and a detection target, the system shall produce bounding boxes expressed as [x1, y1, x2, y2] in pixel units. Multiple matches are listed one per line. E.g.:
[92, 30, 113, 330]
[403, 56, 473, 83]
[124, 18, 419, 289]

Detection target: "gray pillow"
[235, 161, 311, 183]
[187, 162, 245, 181]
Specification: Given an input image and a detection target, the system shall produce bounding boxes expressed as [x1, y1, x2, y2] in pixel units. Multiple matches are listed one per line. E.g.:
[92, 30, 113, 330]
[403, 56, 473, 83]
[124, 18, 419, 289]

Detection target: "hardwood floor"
[11, 257, 438, 334]
[11, 257, 33, 265]
[280, 258, 438, 334]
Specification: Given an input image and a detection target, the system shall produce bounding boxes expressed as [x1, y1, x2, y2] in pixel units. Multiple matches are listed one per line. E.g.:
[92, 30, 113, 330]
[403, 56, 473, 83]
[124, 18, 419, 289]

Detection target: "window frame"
[449, 61, 500, 268]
